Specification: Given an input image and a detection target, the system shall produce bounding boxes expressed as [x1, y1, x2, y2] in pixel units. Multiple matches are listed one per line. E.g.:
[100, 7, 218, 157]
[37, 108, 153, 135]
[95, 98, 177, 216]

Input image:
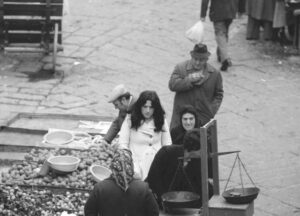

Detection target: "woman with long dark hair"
[119, 90, 172, 180]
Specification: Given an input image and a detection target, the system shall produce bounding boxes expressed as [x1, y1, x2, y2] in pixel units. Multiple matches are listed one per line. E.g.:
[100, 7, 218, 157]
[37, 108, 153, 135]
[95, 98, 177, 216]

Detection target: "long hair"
[131, 90, 165, 132]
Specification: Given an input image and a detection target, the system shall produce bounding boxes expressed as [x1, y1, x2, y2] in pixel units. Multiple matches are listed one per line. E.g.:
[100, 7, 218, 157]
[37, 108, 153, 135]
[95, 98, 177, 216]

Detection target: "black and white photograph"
[0, 0, 299, 215]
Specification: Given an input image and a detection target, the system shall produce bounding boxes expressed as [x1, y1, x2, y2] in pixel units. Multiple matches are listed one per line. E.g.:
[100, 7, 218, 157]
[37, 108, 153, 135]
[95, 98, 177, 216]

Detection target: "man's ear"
[120, 97, 126, 104]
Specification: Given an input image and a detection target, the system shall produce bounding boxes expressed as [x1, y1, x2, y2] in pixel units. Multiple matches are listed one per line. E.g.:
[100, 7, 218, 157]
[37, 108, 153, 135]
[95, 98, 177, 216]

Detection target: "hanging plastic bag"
[185, 20, 204, 44]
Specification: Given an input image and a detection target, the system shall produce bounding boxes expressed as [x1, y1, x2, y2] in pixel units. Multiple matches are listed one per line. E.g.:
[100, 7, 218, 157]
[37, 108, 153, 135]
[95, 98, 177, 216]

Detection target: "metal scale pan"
[222, 153, 260, 204]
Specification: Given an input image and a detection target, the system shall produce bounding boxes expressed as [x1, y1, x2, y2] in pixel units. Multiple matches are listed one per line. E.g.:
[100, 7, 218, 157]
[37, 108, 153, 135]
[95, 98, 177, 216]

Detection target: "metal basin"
[222, 187, 260, 204]
[161, 191, 200, 214]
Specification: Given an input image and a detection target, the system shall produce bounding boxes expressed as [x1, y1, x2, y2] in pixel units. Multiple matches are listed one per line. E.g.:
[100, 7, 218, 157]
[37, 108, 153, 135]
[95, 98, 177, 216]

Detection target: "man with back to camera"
[101, 84, 136, 145]
[146, 129, 214, 209]
[200, 0, 244, 71]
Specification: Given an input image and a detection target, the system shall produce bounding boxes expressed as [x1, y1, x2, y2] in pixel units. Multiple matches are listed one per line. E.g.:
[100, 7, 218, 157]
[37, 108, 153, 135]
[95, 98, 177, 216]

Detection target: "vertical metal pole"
[200, 127, 209, 216]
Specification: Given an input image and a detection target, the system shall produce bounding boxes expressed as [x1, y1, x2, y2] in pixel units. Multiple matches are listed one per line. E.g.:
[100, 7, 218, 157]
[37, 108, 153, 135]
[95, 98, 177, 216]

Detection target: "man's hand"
[188, 72, 204, 83]
[200, 17, 205, 22]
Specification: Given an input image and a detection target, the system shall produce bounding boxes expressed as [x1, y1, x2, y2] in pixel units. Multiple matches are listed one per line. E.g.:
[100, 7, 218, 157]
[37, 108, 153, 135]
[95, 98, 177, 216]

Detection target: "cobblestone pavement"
[1, 0, 300, 215]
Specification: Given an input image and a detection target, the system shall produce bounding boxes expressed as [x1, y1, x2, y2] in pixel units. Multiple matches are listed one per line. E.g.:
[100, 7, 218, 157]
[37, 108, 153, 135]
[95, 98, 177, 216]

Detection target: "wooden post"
[200, 126, 209, 216]
[0, 0, 4, 48]
[53, 23, 58, 72]
[200, 119, 219, 216]
[210, 122, 220, 195]
[45, 0, 51, 53]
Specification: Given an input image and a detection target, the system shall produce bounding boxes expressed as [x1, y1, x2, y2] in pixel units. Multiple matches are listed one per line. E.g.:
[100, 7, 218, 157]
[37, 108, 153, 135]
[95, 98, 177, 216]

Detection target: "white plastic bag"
[185, 20, 204, 44]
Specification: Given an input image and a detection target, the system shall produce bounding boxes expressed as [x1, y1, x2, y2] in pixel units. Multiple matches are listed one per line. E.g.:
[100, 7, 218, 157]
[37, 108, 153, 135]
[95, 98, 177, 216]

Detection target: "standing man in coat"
[245, 0, 276, 41]
[169, 43, 223, 130]
[201, 0, 244, 71]
[102, 84, 136, 145]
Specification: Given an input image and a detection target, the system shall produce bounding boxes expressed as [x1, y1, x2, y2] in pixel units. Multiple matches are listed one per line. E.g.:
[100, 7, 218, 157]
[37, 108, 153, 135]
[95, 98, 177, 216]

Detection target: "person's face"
[141, 100, 154, 120]
[191, 56, 208, 70]
[181, 113, 196, 131]
[113, 97, 128, 111]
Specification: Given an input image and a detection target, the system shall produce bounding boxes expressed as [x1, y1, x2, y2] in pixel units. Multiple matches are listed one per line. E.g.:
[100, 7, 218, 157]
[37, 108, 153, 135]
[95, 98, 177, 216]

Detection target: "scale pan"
[222, 187, 260, 204]
[161, 191, 200, 213]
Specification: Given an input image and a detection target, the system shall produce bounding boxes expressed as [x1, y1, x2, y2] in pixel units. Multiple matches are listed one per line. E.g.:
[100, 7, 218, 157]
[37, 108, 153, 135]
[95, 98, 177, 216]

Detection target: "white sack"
[185, 20, 204, 44]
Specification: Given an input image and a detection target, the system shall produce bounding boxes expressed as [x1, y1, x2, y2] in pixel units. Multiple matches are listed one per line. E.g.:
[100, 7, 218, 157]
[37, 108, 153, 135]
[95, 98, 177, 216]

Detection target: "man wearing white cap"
[103, 84, 136, 144]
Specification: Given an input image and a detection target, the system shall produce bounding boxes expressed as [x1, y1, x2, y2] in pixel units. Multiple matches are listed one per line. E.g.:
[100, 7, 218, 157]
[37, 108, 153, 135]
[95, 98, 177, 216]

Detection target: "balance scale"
[198, 119, 257, 216]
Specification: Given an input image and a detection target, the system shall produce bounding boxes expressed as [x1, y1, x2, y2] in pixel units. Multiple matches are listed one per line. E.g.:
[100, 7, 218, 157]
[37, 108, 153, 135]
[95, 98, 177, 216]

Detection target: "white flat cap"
[108, 84, 129, 103]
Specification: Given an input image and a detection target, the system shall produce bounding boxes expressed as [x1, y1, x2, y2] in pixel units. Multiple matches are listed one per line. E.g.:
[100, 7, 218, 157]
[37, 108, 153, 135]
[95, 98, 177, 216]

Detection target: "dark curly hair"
[131, 90, 166, 132]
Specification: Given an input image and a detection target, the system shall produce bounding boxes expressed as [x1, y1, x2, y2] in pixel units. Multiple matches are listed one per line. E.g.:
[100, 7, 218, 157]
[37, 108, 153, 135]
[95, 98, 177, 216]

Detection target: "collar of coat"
[186, 60, 214, 73]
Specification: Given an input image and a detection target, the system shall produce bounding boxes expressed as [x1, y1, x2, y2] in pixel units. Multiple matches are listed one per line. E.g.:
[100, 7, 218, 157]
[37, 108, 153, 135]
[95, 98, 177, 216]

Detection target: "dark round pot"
[222, 187, 260, 204]
[161, 191, 201, 214]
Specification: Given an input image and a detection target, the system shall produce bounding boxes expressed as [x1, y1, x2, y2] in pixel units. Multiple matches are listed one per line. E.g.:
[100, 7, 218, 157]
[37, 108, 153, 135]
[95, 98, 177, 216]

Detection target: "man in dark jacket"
[102, 84, 136, 144]
[146, 129, 213, 209]
[201, 0, 244, 71]
[169, 43, 223, 130]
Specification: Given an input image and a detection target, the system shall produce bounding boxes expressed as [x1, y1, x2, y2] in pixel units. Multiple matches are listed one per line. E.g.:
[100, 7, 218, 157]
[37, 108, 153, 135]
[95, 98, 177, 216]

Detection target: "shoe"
[220, 59, 232, 71]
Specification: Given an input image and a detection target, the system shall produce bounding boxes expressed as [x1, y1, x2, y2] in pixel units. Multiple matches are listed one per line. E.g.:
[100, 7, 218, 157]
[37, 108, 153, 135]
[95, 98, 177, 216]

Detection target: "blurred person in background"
[201, 0, 245, 71]
[246, 0, 276, 41]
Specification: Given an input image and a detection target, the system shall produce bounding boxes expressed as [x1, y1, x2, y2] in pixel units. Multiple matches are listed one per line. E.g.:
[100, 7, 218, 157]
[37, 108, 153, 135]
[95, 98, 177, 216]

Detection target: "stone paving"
[0, 0, 300, 215]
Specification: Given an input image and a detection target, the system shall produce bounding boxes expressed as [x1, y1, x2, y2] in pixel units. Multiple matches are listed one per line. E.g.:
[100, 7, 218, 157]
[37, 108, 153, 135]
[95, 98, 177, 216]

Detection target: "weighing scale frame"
[200, 119, 219, 216]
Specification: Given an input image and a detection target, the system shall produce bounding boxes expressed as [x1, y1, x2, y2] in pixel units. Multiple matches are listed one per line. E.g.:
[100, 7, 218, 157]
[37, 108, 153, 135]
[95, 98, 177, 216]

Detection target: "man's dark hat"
[190, 43, 211, 58]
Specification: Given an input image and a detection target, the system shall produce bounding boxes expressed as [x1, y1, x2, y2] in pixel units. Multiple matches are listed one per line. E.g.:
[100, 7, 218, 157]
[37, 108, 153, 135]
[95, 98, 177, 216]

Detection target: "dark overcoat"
[146, 145, 213, 208]
[84, 178, 159, 216]
[201, 0, 241, 22]
[246, 0, 276, 22]
[169, 60, 223, 130]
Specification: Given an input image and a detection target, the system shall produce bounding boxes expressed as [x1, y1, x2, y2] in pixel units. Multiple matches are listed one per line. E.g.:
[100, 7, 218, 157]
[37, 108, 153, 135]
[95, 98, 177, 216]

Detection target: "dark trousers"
[246, 16, 274, 40]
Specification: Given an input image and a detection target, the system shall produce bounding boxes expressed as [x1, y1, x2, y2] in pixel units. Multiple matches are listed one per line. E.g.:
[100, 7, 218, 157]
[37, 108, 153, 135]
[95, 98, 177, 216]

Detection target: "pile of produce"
[0, 136, 120, 215]
[1, 143, 115, 189]
[0, 185, 88, 216]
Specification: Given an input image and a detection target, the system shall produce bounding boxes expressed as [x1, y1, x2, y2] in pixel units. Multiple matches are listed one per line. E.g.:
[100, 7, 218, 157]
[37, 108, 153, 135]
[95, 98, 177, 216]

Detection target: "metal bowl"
[161, 191, 200, 213]
[222, 187, 260, 204]
[47, 155, 80, 174]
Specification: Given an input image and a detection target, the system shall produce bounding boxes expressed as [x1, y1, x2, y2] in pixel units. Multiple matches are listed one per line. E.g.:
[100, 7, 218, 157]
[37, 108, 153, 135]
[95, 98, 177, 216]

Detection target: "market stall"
[0, 114, 259, 216]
